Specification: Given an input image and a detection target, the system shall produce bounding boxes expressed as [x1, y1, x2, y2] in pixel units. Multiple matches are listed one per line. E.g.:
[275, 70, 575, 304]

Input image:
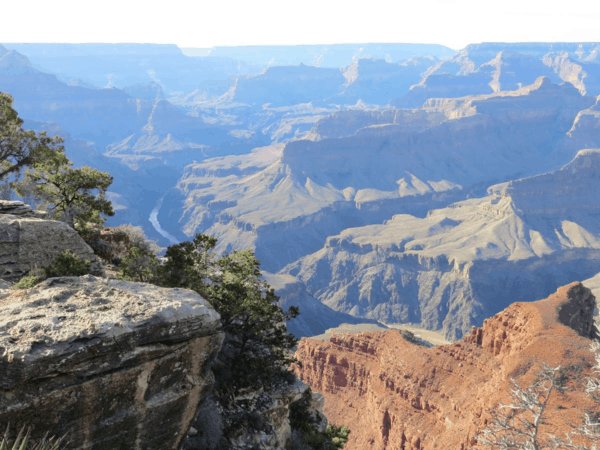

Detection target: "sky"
[3, 0, 600, 50]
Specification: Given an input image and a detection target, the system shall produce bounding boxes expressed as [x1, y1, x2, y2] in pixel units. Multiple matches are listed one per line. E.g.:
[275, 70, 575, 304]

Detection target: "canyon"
[294, 282, 599, 449]
[3, 42, 600, 450]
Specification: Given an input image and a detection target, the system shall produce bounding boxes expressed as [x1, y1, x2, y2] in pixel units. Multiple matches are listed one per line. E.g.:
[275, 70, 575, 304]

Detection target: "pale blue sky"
[3, 0, 600, 50]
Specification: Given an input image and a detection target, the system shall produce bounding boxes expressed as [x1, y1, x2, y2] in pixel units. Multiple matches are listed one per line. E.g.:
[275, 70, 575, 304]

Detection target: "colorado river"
[149, 196, 179, 244]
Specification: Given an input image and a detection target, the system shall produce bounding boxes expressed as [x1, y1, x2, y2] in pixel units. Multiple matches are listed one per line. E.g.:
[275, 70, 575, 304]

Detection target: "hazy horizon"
[5, 0, 600, 51]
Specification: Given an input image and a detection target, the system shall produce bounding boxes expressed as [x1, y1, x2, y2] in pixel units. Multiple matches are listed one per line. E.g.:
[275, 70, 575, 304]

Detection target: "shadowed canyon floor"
[294, 282, 599, 449]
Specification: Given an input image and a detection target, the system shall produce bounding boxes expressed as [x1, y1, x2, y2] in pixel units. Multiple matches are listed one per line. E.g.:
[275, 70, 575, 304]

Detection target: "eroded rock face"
[0, 275, 224, 450]
[0, 213, 102, 280]
[183, 369, 323, 449]
[0, 200, 47, 219]
[294, 282, 599, 450]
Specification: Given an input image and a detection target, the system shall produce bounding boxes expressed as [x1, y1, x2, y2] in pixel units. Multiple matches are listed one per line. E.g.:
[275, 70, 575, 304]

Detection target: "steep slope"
[171, 78, 594, 272]
[333, 57, 439, 105]
[284, 149, 600, 340]
[263, 272, 381, 338]
[294, 282, 598, 450]
[230, 64, 346, 107]
[584, 271, 600, 304]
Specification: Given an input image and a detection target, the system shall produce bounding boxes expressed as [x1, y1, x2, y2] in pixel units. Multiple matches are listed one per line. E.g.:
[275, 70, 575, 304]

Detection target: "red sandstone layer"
[294, 282, 598, 449]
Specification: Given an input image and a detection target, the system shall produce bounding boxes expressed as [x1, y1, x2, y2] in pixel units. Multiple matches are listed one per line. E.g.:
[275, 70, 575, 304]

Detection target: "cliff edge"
[294, 282, 598, 449]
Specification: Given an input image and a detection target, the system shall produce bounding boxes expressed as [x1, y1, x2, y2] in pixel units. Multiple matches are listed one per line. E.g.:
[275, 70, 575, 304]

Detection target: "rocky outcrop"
[285, 149, 600, 340]
[0, 211, 102, 280]
[294, 282, 599, 449]
[0, 275, 224, 450]
[183, 378, 318, 450]
[172, 78, 595, 273]
[0, 200, 47, 218]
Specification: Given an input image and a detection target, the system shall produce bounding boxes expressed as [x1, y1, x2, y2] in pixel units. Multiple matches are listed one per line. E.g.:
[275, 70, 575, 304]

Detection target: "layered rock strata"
[294, 282, 598, 450]
[0, 200, 47, 219]
[0, 211, 102, 280]
[0, 275, 224, 450]
[286, 149, 600, 340]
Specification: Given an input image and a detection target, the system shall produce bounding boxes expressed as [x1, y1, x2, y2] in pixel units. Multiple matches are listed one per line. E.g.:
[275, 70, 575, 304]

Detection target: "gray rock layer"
[0, 200, 47, 219]
[0, 214, 102, 280]
[0, 275, 224, 450]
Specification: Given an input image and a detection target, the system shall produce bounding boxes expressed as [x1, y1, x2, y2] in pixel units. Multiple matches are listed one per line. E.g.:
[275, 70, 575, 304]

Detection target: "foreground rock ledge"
[0, 275, 224, 450]
[294, 282, 599, 450]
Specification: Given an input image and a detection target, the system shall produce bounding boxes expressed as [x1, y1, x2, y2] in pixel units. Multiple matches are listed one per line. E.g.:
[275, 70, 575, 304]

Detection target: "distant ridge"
[192, 43, 457, 68]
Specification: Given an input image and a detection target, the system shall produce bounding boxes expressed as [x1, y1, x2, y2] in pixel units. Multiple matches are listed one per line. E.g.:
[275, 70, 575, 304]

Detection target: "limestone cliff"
[0, 275, 224, 450]
[294, 282, 599, 450]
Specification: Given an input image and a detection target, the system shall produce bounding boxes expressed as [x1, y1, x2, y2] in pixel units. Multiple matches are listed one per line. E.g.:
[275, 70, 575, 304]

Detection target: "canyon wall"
[294, 282, 599, 449]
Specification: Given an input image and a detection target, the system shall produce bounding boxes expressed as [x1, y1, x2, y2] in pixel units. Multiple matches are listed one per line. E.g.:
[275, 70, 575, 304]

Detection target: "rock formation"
[183, 378, 319, 450]
[172, 78, 594, 273]
[0, 200, 47, 219]
[0, 275, 224, 450]
[0, 203, 102, 280]
[263, 272, 381, 338]
[285, 149, 600, 340]
[294, 282, 599, 450]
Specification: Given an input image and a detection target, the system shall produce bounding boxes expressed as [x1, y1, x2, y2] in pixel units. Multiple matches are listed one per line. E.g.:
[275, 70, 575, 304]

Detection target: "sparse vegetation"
[289, 388, 350, 449]
[118, 246, 159, 283]
[17, 150, 114, 230]
[477, 363, 563, 449]
[0, 425, 66, 450]
[478, 341, 600, 449]
[158, 234, 299, 396]
[398, 329, 430, 347]
[11, 274, 43, 290]
[11, 251, 91, 289]
[0, 93, 64, 183]
[43, 250, 90, 278]
[114, 224, 160, 255]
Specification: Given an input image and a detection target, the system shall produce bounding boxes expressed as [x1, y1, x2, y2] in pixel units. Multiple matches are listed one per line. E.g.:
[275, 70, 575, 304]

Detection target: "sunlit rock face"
[0, 275, 223, 450]
[171, 78, 594, 273]
[393, 42, 600, 108]
[0, 207, 102, 281]
[294, 282, 598, 450]
[283, 149, 600, 340]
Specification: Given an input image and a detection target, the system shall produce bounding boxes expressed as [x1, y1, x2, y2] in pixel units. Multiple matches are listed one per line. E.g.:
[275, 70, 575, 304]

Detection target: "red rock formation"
[293, 282, 599, 449]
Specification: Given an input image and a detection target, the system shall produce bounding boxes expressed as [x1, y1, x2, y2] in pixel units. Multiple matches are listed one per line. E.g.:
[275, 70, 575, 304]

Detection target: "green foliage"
[114, 224, 161, 255]
[11, 275, 44, 290]
[0, 425, 65, 450]
[289, 388, 350, 449]
[158, 234, 299, 397]
[0, 93, 64, 183]
[326, 425, 351, 449]
[398, 330, 430, 347]
[1, 91, 114, 229]
[17, 149, 114, 229]
[43, 250, 90, 278]
[118, 246, 159, 283]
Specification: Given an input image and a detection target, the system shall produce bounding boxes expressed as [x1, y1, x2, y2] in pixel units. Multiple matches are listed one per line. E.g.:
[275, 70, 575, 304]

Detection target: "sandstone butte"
[293, 282, 600, 450]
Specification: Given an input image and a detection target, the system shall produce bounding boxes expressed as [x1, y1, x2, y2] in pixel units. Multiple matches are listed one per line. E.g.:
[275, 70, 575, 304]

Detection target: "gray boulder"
[0, 275, 224, 450]
[0, 212, 102, 280]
